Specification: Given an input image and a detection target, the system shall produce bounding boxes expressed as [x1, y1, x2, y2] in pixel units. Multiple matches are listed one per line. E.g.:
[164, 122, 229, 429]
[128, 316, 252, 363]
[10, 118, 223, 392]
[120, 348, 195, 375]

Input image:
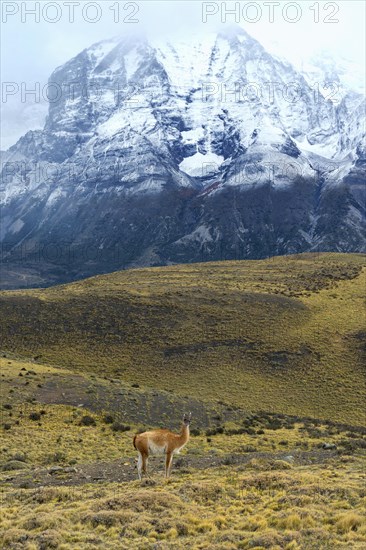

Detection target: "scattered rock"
[49, 466, 64, 474]
[322, 443, 337, 450]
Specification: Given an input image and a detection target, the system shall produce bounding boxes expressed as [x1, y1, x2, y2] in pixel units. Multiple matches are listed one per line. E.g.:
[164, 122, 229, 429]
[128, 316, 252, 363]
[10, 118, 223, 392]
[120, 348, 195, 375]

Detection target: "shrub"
[45, 451, 66, 464]
[111, 422, 130, 432]
[176, 522, 189, 536]
[307, 428, 323, 438]
[35, 529, 61, 549]
[11, 452, 27, 462]
[174, 457, 186, 468]
[84, 511, 122, 528]
[80, 415, 96, 426]
[241, 445, 257, 453]
[103, 414, 114, 424]
[222, 454, 237, 465]
[2, 460, 29, 471]
[266, 419, 283, 430]
[3, 528, 30, 546]
[29, 412, 41, 421]
[206, 426, 224, 436]
[336, 513, 364, 534]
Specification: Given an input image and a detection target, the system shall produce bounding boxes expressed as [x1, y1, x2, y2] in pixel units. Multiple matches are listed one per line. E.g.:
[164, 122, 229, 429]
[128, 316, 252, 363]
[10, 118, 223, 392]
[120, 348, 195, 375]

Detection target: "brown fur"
[133, 419, 190, 479]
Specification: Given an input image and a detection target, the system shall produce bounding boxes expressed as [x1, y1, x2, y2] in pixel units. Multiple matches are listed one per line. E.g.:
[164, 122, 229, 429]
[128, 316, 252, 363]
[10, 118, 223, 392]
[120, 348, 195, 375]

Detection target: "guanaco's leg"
[137, 451, 149, 479]
[142, 453, 149, 477]
[165, 452, 173, 478]
[137, 452, 143, 480]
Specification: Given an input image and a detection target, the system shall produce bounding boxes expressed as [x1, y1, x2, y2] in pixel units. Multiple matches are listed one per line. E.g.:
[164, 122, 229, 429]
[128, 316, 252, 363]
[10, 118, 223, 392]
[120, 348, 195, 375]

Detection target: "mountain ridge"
[1, 27, 365, 288]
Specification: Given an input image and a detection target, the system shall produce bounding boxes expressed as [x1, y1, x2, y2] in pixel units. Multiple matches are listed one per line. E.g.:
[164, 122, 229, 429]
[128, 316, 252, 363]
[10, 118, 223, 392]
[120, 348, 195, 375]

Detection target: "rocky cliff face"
[1, 27, 365, 288]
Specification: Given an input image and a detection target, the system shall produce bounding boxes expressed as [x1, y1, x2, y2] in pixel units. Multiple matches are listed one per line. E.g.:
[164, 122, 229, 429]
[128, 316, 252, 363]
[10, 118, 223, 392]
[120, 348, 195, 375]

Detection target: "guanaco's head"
[183, 412, 192, 426]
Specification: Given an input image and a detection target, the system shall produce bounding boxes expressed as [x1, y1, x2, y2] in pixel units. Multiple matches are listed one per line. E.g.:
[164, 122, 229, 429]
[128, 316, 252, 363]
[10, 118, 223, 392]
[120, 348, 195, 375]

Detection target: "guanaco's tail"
[133, 434, 138, 450]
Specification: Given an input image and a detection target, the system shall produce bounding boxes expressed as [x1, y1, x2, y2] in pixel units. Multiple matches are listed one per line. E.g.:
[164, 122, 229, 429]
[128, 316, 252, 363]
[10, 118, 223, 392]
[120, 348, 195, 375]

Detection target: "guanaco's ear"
[183, 412, 192, 424]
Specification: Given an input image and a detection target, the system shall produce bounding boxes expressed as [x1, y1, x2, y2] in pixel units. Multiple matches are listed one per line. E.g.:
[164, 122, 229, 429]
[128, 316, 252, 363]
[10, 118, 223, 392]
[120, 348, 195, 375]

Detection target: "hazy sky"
[1, 0, 365, 149]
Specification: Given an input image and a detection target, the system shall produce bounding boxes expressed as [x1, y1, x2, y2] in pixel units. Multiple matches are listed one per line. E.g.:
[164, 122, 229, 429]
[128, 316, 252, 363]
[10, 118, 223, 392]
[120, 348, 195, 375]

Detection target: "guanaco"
[133, 413, 191, 479]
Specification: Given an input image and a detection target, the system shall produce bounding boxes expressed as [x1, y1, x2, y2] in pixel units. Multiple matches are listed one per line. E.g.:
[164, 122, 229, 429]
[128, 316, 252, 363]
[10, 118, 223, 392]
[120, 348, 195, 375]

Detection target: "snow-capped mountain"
[1, 26, 365, 288]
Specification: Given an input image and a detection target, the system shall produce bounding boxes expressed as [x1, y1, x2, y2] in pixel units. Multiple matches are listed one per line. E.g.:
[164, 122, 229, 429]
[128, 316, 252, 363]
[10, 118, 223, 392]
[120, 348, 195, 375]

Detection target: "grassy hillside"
[1, 253, 365, 424]
[0, 357, 366, 550]
[1, 253, 366, 549]
[1, 358, 366, 549]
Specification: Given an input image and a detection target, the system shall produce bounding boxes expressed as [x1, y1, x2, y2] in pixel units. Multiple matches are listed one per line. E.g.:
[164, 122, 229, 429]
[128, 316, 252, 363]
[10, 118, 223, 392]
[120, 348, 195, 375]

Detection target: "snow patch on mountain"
[179, 151, 224, 177]
[174, 225, 213, 245]
[1, 26, 364, 287]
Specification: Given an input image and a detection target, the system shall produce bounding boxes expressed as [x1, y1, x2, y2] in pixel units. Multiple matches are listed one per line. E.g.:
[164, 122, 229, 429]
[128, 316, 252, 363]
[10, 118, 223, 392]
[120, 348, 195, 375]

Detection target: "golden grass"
[2, 369, 359, 470]
[1, 254, 365, 549]
[1, 352, 365, 549]
[1, 453, 365, 549]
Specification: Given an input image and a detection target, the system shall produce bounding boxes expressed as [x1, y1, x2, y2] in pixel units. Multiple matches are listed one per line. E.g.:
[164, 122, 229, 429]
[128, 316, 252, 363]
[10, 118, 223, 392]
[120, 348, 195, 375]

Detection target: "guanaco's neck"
[179, 423, 190, 444]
